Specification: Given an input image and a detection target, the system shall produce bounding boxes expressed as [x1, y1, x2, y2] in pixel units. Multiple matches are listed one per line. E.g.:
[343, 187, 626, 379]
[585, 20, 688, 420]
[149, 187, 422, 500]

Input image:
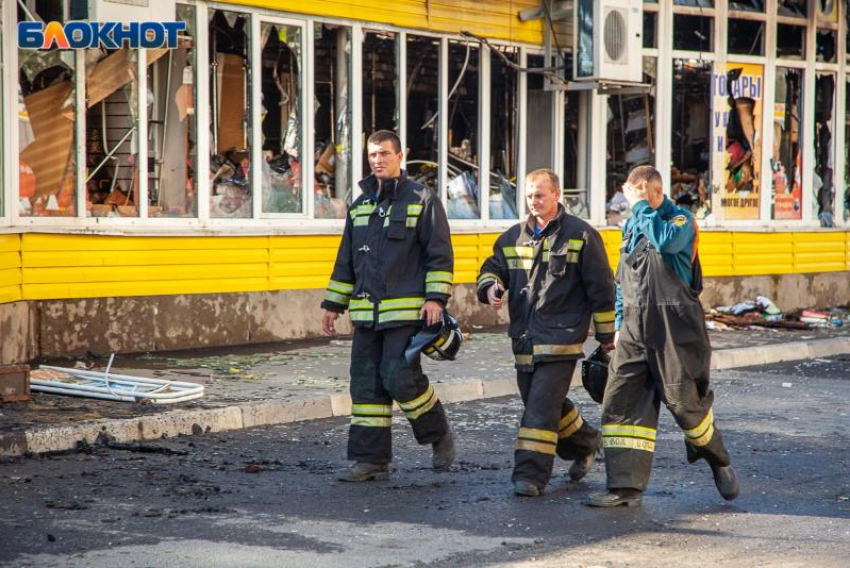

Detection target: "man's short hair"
[626, 165, 662, 188]
[367, 130, 402, 154]
[526, 168, 560, 190]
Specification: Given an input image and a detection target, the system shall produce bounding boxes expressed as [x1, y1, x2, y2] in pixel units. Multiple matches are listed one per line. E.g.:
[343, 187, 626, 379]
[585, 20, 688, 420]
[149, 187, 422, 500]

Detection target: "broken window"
[816, 30, 837, 64]
[446, 40, 480, 219]
[673, 15, 713, 53]
[17, 4, 78, 217]
[844, 78, 850, 223]
[728, 19, 764, 56]
[313, 24, 353, 219]
[362, 31, 398, 179]
[85, 47, 142, 218]
[525, 54, 555, 175]
[489, 46, 519, 220]
[405, 35, 440, 196]
[777, 0, 807, 18]
[814, 74, 835, 226]
[777, 25, 805, 60]
[563, 91, 584, 219]
[147, 4, 197, 218]
[209, 10, 251, 218]
[729, 0, 764, 11]
[259, 21, 303, 214]
[607, 58, 657, 226]
[671, 59, 712, 219]
[771, 67, 803, 220]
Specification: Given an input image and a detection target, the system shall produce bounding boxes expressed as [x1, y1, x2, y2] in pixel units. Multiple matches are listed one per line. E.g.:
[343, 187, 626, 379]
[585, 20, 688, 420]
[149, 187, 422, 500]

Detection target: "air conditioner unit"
[86, 0, 175, 24]
[573, 0, 642, 83]
[815, 0, 838, 23]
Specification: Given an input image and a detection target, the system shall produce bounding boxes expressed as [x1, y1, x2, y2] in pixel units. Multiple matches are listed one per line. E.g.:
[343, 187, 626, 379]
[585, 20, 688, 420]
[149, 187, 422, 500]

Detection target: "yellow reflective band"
[559, 415, 584, 439]
[542, 252, 550, 262]
[603, 436, 655, 452]
[543, 237, 551, 251]
[353, 216, 370, 227]
[349, 298, 374, 310]
[407, 204, 424, 215]
[426, 282, 453, 295]
[350, 311, 375, 322]
[559, 408, 579, 430]
[328, 280, 354, 294]
[566, 252, 580, 263]
[351, 416, 392, 428]
[515, 354, 533, 365]
[382, 216, 420, 228]
[595, 322, 615, 334]
[593, 310, 616, 323]
[533, 343, 584, 356]
[379, 298, 426, 311]
[503, 246, 535, 259]
[426, 271, 453, 283]
[602, 424, 657, 441]
[477, 272, 504, 288]
[567, 239, 584, 251]
[325, 291, 351, 305]
[399, 385, 438, 420]
[351, 403, 392, 416]
[684, 409, 715, 447]
[515, 439, 557, 455]
[398, 385, 434, 411]
[518, 427, 558, 444]
[378, 310, 422, 324]
[507, 259, 534, 270]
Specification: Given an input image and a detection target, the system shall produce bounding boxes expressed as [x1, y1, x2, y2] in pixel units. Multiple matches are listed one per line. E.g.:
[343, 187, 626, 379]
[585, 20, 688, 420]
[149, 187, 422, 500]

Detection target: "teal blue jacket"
[614, 196, 698, 330]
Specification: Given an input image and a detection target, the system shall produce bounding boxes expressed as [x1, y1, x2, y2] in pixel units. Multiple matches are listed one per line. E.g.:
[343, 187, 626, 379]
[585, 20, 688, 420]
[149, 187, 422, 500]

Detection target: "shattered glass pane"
[314, 24, 353, 219]
[607, 58, 657, 226]
[362, 31, 398, 183]
[489, 46, 519, 220]
[771, 67, 803, 220]
[210, 10, 252, 218]
[728, 19, 764, 56]
[406, 35, 440, 197]
[673, 15, 713, 53]
[776, 24, 805, 60]
[525, 55, 555, 175]
[813, 74, 835, 226]
[446, 40, 480, 220]
[563, 90, 584, 220]
[148, 3, 198, 218]
[671, 59, 712, 220]
[17, 10, 77, 217]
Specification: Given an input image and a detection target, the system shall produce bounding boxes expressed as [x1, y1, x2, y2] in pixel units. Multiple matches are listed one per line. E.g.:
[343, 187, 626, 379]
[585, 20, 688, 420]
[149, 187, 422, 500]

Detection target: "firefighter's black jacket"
[476, 204, 616, 369]
[321, 172, 454, 329]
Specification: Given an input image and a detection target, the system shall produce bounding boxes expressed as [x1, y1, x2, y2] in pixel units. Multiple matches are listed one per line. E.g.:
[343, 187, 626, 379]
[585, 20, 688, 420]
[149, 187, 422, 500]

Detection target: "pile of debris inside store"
[706, 296, 847, 331]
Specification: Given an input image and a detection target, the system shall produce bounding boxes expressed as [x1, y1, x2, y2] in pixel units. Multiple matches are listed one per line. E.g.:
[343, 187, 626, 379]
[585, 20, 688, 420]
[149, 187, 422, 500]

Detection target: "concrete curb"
[2, 337, 849, 457]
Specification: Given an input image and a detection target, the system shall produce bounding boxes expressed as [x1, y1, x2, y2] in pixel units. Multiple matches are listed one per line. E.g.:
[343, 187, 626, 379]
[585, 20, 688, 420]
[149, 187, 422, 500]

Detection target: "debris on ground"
[710, 298, 847, 331]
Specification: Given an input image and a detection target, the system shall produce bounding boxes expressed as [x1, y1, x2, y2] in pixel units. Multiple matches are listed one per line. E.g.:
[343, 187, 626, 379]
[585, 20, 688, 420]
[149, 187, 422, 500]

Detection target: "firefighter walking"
[588, 165, 739, 508]
[477, 169, 616, 496]
[321, 130, 455, 482]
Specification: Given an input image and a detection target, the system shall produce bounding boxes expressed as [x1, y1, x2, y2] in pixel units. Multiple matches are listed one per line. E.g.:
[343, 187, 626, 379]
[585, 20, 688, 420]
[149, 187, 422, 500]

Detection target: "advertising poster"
[712, 62, 764, 220]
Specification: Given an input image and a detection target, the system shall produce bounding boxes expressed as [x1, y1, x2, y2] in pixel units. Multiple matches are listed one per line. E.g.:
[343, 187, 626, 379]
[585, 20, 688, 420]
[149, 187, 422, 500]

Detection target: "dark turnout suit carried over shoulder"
[603, 197, 731, 491]
[476, 204, 616, 489]
[321, 172, 454, 465]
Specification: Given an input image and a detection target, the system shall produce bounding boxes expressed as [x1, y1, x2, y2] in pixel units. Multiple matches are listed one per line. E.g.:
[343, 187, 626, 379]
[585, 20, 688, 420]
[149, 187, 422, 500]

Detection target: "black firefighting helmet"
[581, 346, 610, 404]
[404, 311, 463, 363]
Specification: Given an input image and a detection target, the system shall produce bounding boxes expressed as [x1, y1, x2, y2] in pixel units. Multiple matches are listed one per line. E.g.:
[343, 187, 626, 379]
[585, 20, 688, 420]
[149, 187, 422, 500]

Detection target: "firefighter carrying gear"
[477, 205, 615, 491]
[322, 173, 454, 469]
[601, 198, 735, 498]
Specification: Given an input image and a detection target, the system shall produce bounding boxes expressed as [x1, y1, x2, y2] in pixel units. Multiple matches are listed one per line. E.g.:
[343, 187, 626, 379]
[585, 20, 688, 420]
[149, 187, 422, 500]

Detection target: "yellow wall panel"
[0, 269, 22, 288]
[454, 245, 479, 260]
[22, 234, 269, 252]
[792, 232, 846, 243]
[0, 235, 21, 253]
[0, 252, 20, 270]
[270, 248, 338, 263]
[269, 235, 342, 249]
[794, 241, 845, 253]
[222, 0, 544, 44]
[23, 264, 269, 285]
[270, 262, 335, 278]
[23, 249, 269, 268]
[0, 285, 22, 304]
[24, 278, 269, 300]
[270, 275, 335, 290]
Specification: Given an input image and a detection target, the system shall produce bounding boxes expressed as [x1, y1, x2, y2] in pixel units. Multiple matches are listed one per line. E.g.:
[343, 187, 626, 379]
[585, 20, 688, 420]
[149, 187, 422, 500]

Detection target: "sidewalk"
[2, 325, 849, 457]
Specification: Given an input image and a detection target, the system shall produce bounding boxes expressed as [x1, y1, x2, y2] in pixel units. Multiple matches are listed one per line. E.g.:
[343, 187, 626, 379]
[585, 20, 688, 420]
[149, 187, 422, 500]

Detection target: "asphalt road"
[1, 357, 848, 567]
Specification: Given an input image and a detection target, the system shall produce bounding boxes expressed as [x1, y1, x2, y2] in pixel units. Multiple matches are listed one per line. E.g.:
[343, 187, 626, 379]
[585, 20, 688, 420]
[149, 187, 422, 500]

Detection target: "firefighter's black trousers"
[348, 325, 449, 464]
[512, 360, 600, 489]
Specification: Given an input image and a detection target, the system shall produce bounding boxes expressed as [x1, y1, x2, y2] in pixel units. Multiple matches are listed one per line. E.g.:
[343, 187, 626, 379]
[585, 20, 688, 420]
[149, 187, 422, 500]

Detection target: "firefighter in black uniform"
[477, 169, 616, 496]
[321, 130, 455, 482]
[588, 166, 739, 508]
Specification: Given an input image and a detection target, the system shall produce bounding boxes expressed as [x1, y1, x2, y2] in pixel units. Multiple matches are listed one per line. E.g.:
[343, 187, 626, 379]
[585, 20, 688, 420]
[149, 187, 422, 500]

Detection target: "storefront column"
[588, 90, 607, 226]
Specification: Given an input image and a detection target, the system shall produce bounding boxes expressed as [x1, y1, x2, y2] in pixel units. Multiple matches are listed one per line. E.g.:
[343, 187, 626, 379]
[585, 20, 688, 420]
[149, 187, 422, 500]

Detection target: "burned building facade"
[0, 0, 848, 361]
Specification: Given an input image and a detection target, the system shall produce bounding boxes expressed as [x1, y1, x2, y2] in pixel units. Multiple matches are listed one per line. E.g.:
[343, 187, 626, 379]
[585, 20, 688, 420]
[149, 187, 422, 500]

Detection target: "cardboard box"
[0, 365, 31, 403]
